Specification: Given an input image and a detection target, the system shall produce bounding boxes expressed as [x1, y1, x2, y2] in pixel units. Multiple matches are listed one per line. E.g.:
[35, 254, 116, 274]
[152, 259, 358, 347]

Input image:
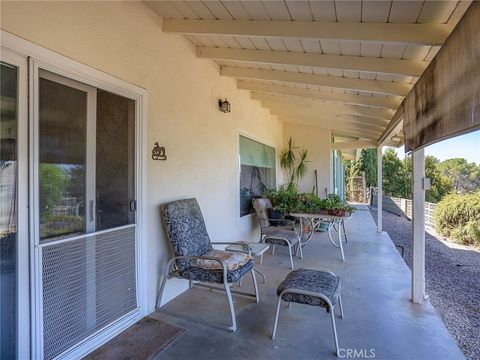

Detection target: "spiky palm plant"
[280, 137, 310, 189]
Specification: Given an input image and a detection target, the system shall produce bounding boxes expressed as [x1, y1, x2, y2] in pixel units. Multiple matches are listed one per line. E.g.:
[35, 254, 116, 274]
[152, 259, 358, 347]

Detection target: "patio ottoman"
[272, 269, 344, 356]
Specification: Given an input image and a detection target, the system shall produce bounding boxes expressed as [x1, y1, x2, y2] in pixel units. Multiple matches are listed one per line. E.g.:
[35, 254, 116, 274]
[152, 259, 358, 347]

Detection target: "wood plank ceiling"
[146, 0, 471, 147]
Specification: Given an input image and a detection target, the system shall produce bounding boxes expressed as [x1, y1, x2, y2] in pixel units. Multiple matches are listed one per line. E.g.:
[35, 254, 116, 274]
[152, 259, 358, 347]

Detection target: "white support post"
[377, 146, 383, 233]
[412, 148, 426, 304]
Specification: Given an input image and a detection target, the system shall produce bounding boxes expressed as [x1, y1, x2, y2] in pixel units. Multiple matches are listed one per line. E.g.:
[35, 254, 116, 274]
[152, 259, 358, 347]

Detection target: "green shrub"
[435, 191, 480, 246]
[263, 187, 354, 215]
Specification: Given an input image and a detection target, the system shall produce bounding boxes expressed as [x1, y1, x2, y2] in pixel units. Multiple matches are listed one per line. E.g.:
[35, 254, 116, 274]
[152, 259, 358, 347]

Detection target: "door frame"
[1, 30, 149, 359]
[1, 46, 30, 360]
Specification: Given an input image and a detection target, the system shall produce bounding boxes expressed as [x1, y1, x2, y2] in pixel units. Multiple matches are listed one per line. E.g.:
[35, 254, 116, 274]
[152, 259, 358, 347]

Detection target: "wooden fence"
[370, 189, 436, 228]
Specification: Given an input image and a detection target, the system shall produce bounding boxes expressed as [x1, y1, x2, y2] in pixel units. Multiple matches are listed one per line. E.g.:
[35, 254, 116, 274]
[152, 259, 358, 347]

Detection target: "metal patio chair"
[252, 198, 301, 269]
[156, 198, 259, 331]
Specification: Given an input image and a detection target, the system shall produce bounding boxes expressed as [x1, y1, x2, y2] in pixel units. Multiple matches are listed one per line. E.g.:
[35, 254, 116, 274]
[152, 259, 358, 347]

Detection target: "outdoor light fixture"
[218, 98, 231, 113]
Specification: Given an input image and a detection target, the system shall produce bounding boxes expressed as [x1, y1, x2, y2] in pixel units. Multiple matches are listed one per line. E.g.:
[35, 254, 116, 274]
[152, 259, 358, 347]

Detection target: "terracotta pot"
[327, 208, 346, 217]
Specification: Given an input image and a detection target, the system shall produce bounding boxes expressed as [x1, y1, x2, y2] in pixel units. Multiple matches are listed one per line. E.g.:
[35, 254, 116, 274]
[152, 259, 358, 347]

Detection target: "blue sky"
[387, 130, 480, 164]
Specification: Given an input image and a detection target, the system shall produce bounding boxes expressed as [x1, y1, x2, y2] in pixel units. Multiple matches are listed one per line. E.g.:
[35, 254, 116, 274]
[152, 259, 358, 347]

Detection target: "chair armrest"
[166, 255, 229, 283]
[211, 241, 251, 255]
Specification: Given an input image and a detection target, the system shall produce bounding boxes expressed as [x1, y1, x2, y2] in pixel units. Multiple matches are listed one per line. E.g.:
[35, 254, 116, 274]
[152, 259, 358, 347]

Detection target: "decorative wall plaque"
[152, 142, 167, 160]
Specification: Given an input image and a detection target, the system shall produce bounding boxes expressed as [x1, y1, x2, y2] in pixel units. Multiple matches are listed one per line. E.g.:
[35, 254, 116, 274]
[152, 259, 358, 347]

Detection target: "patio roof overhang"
[148, 0, 473, 149]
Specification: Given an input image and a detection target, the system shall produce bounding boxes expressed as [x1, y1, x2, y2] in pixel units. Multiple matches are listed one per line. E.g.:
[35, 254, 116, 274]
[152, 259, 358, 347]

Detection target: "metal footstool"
[272, 269, 344, 356]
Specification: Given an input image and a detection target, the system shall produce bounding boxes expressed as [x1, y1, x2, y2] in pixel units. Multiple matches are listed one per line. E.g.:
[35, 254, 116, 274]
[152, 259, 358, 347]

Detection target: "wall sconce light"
[218, 98, 231, 113]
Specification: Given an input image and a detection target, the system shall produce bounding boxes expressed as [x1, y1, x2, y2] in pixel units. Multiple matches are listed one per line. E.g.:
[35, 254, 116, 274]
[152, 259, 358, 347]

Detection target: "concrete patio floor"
[151, 208, 465, 360]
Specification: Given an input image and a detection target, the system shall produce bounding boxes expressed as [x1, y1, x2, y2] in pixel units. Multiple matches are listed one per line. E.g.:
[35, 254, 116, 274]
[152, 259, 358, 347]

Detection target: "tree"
[359, 148, 377, 187]
[344, 159, 361, 201]
[39, 163, 68, 220]
[404, 155, 454, 203]
[382, 148, 408, 197]
[425, 156, 454, 203]
[437, 158, 480, 193]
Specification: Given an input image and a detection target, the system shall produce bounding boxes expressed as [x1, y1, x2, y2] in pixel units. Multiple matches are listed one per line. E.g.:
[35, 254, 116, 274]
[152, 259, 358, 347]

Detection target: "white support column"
[412, 148, 426, 303]
[376, 146, 383, 233]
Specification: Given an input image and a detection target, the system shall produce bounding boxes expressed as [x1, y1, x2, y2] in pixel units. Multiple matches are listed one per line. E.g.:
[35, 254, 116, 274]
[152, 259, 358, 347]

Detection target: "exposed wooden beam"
[331, 140, 377, 151]
[265, 103, 389, 129]
[237, 80, 402, 110]
[282, 117, 380, 140]
[251, 92, 394, 120]
[198, 47, 427, 77]
[163, 19, 453, 46]
[272, 110, 385, 135]
[331, 130, 377, 140]
[377, 106, 404, 146]
[343, 153, 356, 161]
[222, 67, 412, 96]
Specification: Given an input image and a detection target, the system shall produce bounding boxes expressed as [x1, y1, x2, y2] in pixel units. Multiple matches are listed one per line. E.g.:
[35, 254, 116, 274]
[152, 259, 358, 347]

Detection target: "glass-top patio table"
[289, 212, 352, 261]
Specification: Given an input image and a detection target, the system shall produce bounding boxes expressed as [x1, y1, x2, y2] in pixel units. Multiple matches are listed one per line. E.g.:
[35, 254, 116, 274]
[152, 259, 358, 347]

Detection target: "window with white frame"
[239, 135, 276, 217]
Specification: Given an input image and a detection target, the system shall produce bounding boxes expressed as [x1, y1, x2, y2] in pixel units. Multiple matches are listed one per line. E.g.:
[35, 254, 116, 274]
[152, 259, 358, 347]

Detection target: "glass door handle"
[89, 200, 95, 223]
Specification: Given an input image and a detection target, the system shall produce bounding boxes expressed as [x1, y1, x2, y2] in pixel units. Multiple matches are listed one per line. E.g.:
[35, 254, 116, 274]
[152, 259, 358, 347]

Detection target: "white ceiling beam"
[237, 81, 402, 110]
[222, 67, 412, 96]
[343, 153, 356, 161]
[198, 47, 427, 77]
[282, 117, 380, 140]
[378, 106, 404, 146]
[251, 92, 394, 120]
[331, 140, 377, 151]
[271, 110, 385, 135]
[268, 105, 389, 129]
[163, 19, 453, 46]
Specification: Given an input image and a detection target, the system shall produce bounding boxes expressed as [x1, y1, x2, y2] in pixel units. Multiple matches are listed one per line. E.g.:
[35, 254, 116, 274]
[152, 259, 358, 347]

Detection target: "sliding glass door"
[34, 66, 138, 360]
[0, 49, 28, 360]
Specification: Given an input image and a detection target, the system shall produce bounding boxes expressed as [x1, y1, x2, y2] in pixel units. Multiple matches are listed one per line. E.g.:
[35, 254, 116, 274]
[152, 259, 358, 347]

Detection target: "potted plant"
[280, 137, 309, 191]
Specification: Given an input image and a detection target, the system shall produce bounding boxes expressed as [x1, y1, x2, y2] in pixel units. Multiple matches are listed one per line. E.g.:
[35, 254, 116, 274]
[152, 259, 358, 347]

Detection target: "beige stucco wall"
[283, 122, 332, 196]
[1, 1, 285, 310]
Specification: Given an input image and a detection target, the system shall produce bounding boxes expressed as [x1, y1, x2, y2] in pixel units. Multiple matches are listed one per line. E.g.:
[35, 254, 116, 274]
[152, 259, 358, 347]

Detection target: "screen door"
[34, 67, 138, 360]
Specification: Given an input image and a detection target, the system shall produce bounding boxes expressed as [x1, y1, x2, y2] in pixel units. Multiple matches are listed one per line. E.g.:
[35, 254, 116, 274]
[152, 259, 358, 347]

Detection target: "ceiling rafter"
[281, 117, 381, 140]
[163, 19, 453, 46]
[237, 81, 402, 110]
[270, 108, 386, 133]
[198, 47, 428, 77]
[331, 140, 377, 151]
[251, 92, 394, 120]
[221, 67, 412, 96]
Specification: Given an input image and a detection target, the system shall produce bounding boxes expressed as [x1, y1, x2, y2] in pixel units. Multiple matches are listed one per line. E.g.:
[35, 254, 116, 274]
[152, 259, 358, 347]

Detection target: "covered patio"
[1, 1, 478, 359]
[152, 207, 463, 359]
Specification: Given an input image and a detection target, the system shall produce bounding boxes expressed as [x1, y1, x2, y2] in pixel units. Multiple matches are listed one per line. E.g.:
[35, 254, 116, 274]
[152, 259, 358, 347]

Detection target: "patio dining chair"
[252, 198, 301, 269]
[156, 198, 259, 331]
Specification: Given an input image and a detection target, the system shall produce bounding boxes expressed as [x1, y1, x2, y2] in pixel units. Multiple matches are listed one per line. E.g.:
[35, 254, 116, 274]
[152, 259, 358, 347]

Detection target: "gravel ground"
[371, 209, 480, 360]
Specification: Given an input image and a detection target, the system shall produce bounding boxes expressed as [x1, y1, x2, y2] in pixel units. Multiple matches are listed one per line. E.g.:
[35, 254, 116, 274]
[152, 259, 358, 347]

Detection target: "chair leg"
[338, 294, 344, 319]
[260, 253, 264, 264]
[330, 305, 340, 356]
[287, 302, 292, 309]
[251, 269, 260, 303]
[156, 260, 175, 309]
[224, 283, 237, 332]
[288, 245, 294, 269]
[272, 245, 276, 255]
[189, 279, 194, 289]
[272, 297, 283, 339]
[254, 268, 267, 284]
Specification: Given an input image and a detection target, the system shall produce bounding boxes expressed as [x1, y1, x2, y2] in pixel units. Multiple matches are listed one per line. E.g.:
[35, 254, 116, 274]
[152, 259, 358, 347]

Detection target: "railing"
[370, 189, 436, 228]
